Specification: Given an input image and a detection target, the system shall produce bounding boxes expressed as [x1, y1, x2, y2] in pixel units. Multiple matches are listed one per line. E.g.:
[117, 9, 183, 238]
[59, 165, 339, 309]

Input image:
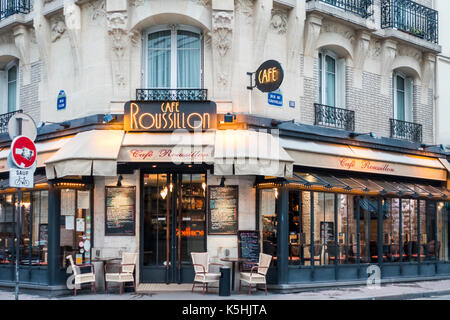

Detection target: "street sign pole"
[14, 117, 22, 301]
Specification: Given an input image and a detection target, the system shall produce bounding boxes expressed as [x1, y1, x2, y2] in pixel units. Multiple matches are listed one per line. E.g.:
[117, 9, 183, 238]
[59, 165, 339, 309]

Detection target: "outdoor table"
[91, 257, 119, 292]
[220, 257, 248, 292]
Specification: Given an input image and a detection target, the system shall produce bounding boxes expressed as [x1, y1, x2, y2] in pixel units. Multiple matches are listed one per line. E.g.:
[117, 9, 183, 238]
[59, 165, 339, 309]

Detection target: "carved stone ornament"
[235, 0, 253, 18]
[129, 0, 144, 7]
[129, 29, 141, 47]
[51, 15, 66, 42]
[191, 0, 209, 6]
[89, 0, 106, 24]
[212, 11, 233, 57]
[107, 12, 128, 58]
[270, 8, 288, 34]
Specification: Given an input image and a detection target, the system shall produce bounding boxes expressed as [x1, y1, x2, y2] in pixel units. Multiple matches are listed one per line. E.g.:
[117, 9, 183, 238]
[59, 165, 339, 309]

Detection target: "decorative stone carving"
[212, 11, 233, 57]
[304, 14, 322, 57]
[89, 0, 106, 24]
[235, 0, 253, 18]
[369, 40, 382, 58]
[270, 8, 288, 34]
[353, 31, 370, 70]
[0, 33, 14, 44]
[107, 12, 128, 58]
[50, 15, 66, 42]
[129, 0, 144, 6]
[191, 0, 209, 6]
[129, 29, 141, 47]
[397, 45, 422, 61]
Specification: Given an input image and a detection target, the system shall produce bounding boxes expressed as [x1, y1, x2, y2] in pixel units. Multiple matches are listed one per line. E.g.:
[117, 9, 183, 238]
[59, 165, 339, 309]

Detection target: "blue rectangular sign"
[268, 92, 283, 107]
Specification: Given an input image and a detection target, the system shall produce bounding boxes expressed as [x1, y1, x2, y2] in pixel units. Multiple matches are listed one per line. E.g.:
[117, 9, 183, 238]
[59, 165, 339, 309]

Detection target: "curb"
[352, 290, 450, 300]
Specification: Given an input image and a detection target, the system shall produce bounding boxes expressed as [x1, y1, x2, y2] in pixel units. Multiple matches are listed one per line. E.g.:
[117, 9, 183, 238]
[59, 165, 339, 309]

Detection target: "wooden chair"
[191, 252, 223, 294]
[104, 252, 138, 295]
[239, 253, 272, 295]
[66, 255, 96, 296]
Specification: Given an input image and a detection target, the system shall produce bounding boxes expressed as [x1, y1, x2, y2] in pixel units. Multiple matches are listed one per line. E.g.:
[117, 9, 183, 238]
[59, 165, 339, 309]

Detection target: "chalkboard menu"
[238, 230, 260, 272]
[320, 222, 334, 243]
[105, 186, 136, 236]
[208, 186, 238, 235]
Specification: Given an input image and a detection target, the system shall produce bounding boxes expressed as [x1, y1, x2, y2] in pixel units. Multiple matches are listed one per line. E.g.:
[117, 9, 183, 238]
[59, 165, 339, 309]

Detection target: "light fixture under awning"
[45, 130, 124, 179]
[214, 130, 294, 178]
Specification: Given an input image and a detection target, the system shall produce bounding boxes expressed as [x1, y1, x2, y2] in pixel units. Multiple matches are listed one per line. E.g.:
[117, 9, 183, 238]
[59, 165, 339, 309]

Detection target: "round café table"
[219, 257, 248, 291]
[90, 257, 120, 292]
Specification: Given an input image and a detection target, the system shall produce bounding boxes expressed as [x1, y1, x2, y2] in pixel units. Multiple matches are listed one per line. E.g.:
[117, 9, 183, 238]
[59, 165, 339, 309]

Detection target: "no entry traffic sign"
[11, 135, 37, 169]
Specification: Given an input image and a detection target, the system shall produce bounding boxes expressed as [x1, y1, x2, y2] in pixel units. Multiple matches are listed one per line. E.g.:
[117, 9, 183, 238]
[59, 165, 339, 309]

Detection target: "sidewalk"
[2, 279, 450, 300]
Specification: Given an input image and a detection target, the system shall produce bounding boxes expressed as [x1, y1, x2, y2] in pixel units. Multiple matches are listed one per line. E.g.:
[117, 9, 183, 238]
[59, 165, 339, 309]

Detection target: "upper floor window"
[7, 65, 17, 113]
[145, 26, 202, 89]
[0, 60, 18, 114]
[393, 72, 413, 122]
[318, 50, 345, 108]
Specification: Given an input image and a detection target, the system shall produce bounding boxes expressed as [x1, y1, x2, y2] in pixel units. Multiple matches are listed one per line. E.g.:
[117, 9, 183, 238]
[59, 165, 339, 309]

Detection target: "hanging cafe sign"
[124, 101, 217, 132]
[253, 60, 284, 93]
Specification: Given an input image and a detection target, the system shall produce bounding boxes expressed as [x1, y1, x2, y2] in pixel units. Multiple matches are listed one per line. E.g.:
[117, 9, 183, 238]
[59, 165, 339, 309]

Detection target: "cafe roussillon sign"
[124, 101, 217, 132]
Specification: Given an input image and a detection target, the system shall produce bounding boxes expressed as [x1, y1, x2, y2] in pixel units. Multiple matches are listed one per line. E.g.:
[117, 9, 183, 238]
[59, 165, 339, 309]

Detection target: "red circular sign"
[11, 136, 37, 169]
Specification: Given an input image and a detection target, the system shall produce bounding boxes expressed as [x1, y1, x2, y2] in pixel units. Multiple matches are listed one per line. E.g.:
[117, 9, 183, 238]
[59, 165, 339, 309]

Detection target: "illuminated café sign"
[255, 60, 284, 93]
[124, 101, 217, 132]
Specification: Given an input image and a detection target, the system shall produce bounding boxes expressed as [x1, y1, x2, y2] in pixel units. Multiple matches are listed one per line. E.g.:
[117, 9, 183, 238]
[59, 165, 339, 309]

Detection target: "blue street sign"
[57, 90, 66, 110]
[268, 90, 283, 107]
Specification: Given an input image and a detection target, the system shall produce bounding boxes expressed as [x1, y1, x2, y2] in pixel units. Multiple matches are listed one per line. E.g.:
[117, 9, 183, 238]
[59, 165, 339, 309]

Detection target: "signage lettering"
[255, 60, 284, 93]
[339, 158, 395, 173]
[125, 101, 216, 132]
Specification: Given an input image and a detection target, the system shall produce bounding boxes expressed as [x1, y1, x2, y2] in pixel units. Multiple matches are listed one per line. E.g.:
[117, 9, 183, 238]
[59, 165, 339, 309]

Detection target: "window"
[318, 50, 345, 108]
[7, 65, 17, 113]
[146, 26, 202, 89]
[393, 72, 413, 122]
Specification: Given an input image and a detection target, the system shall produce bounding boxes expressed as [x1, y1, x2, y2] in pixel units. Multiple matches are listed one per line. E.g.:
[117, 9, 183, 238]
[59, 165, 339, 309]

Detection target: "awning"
[0, 135, 73, 173]
[285, 171, 450, 200]
[214, 130, 294, 178]
[281, 138, 448, 181]
[45, 130, 124, 179]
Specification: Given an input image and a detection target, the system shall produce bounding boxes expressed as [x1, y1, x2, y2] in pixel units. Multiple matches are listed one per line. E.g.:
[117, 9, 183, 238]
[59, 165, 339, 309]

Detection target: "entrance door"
[141, 172, 207, 283]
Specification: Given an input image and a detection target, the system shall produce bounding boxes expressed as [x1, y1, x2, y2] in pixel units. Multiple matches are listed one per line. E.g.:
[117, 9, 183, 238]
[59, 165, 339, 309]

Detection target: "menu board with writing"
[238, 230, 260, 272]
[105, 186, 136, 236]
[208, 186, 238, 235]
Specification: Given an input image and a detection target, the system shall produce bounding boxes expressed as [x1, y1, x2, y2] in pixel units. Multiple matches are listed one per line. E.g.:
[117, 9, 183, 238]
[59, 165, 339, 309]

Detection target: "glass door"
[142, 172, 206, 283]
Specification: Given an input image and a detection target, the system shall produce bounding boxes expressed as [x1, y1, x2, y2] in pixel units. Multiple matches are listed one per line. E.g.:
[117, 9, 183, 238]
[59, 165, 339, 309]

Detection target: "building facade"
[0, 0, 448, 292]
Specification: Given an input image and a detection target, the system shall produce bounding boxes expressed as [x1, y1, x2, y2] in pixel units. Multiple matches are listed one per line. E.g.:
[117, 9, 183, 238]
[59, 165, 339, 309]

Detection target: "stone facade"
[0, 0, 441, 144]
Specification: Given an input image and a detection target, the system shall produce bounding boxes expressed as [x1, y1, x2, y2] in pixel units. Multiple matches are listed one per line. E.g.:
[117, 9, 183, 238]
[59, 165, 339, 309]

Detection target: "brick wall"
[19, 61, 41, 124]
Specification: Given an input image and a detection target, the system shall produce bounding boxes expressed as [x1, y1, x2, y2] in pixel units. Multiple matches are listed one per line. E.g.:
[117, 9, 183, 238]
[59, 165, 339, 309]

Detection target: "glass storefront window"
[260, 189, 277, 261]
[437, 202, 448, 261]
[338, 194, 356, 264]
[60, 189, 92, 268]
[288, 191, 300, 265]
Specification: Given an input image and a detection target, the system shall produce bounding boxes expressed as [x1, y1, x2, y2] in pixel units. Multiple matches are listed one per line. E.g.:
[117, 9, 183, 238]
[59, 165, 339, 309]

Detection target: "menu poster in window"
[61, 189, 75, 216]
[39, 224, 48, 246]
[208, 186, 238, 235]
[320, 222, 334, 243]
[77, 190, 90, 209]
[105, 186, 136, 236]
[238, 230, 260, 272]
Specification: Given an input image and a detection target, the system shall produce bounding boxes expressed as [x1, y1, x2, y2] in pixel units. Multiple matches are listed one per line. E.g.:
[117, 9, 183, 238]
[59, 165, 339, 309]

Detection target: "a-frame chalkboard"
[238, 230, 260, 271]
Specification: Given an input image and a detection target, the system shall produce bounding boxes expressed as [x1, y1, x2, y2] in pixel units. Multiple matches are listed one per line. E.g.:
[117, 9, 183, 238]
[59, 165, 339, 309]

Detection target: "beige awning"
[214, 130, 294, 178]
[0, 135, 74, 173]
[45, 130, 124, 179]
[281, 138, 448, 181]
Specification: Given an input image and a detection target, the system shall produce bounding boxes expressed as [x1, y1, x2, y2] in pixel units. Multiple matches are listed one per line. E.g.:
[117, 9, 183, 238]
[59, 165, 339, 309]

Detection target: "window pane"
[148, 31, 171, 88]
[424, 201, 437, 261]
[177, 30, 201, 88]
[402, 199, 418, 262]
[437, 202, 448, 261]
[338, 194, 357, 264]
[318, 53, 323, 105]
[288, 191, 301, 265]
[325, 56, 336, 107]
[7, 66, 17, 113]
[397, 88, 405, 121]
[260, 189, 277, 263]
[314, 192, 335, 266]
[301, 191, 312, 266]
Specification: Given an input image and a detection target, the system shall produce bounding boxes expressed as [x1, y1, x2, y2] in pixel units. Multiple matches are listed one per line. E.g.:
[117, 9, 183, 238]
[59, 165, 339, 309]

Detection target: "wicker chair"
[191, 252, 223, 294]
[66, 255, 96, 296]
[239, 253, 272, 295]
[104, 252, 138, 295]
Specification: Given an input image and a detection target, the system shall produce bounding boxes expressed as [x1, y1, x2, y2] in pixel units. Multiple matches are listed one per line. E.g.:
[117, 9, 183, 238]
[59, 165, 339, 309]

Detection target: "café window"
[60, 189, 92, 268]
[145, 25, 202, 89]
[259, 189, 278, 263]
[0, 192, 48, 266]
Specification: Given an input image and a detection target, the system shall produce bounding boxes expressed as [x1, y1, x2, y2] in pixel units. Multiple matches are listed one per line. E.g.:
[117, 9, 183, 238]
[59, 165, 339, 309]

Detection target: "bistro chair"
[104, 252, 138, 295]
[66, 255, 96, 296]
[425, 240, 441, 260]
[239, 253, 272, 295]
[191, 252, 223, 294]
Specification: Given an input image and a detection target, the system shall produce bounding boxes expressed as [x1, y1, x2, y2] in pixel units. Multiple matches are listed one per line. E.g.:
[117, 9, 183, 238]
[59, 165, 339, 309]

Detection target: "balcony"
[390, 118, 422, 143]
[0, 110, 23, 134]
[381, 0, 439, 44]
[314, 104, 355, 131]
[0, 0, 31, 21]
[136, 89, 208, 102]
[306, 0, 374, 19]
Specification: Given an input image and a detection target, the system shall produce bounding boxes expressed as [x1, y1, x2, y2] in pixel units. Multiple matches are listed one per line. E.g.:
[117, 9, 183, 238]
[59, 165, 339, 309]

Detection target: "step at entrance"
[137, 283, 193, 293]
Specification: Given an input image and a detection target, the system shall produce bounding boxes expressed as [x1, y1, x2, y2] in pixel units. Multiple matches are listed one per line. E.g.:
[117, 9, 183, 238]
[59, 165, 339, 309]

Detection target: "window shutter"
[336, 58, 346, 108]
[405, 77, 414, 122]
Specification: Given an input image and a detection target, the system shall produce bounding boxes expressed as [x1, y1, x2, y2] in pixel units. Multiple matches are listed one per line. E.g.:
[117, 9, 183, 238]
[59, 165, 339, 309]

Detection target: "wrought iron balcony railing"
[0, 110, 23, 134]
[0, 0, 31, 21]
[136, 89, 208, 102]
[390, 118, 422, 143]
[306, 0, 374, 18]
[381, 0, 439, 44]
[315, 104, 355, 131]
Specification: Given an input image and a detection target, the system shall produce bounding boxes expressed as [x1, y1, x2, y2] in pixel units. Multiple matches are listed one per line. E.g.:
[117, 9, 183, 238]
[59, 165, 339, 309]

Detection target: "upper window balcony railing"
[381, 0, 439, 44]
[390, 118, 422, 143]
[306, 0, 374, 18]
[0, 0, 31, 21]
[315, 103, 355, 132]
[136, 89, 208, 102]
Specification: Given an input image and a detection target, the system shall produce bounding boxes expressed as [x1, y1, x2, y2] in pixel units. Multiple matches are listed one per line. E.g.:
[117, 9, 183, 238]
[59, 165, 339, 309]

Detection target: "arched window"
[393, 71, 413, 122]
[7, 65, 17, 113]
[318, 50, 345, 108]
[145, 25, 202, 89]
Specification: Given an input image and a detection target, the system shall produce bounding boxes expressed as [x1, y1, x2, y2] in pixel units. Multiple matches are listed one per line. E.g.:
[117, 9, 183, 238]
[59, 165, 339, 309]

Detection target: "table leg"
[231, 262, 235, 291]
